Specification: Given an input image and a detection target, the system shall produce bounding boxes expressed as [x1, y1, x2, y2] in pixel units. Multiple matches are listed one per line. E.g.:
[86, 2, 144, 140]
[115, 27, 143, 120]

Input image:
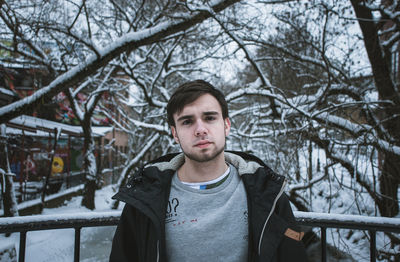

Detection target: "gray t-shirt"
[165, 164, 248, 262]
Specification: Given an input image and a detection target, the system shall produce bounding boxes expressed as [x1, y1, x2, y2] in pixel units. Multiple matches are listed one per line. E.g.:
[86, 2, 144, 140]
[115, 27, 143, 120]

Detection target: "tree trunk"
[0, 124, 19, 217]
[378, 152, 400, 217]
[351, 0, 400, 217]
[1, 174, 19, 217]
[81, 124, 98, 210]
[81, 179, 97, 210]
[40, 128, 59, 212]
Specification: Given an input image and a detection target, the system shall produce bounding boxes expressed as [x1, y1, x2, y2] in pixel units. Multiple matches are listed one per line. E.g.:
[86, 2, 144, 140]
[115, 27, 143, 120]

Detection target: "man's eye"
[205, 116, 216, 121]
[182, 119, 192, 125]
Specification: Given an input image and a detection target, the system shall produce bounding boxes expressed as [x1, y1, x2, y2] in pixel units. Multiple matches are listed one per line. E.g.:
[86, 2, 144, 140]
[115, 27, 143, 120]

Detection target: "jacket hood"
[146, 151, 266, 176]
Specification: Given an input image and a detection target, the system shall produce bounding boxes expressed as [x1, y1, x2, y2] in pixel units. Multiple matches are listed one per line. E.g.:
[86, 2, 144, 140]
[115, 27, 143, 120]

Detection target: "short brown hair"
[166, 80, 229, 127]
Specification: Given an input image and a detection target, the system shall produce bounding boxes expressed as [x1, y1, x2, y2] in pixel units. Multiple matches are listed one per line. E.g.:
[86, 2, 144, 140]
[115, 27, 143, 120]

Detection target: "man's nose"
[195, 120, 207, 136]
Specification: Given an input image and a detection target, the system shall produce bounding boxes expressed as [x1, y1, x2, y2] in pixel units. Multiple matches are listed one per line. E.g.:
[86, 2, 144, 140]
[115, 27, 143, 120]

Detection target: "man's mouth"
[195, 140, 212, 148]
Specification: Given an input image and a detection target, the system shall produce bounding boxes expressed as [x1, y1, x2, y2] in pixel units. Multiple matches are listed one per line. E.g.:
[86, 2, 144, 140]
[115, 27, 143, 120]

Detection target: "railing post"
[19, 231, 26, 262]
[74, 227, 81, 262]
[370, 230, 376, 262]
[321, 227, 327, 262]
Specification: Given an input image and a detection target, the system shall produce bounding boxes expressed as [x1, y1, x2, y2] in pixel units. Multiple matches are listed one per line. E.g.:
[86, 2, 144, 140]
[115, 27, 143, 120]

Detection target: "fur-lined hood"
[146, 151, 265, 176]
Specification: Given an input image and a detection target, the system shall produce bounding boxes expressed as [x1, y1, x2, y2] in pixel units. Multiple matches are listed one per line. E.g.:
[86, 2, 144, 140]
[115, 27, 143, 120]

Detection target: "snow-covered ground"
[0, 185, 121, 262]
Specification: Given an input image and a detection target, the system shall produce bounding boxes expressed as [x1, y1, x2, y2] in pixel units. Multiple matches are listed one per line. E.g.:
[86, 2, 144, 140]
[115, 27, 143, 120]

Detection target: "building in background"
[0, 40, 128, 204]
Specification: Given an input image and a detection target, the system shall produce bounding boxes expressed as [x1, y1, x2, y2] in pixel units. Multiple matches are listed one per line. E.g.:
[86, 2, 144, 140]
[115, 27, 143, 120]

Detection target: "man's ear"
[171, 126, 180, 144]
[224, 118, 231, 136]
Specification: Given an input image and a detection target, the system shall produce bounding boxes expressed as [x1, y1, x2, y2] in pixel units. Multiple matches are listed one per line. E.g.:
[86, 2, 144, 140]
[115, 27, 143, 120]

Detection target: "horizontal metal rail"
[0, 211, 399, 262]
[294, 211, 400, 233]
[294, 211, 400, 262]
[0, 211, 121, 233]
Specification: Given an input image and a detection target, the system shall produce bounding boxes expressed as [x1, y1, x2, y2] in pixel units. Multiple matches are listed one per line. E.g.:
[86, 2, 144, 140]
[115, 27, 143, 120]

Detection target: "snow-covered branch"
[0, 0, 240, 124]
[288, 172, 327, 192]
[113, 133, 161, 194]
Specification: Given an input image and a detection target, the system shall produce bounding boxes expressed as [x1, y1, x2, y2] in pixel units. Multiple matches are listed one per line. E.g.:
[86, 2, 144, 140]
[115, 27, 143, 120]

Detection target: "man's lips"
[194, 140, 212, 148]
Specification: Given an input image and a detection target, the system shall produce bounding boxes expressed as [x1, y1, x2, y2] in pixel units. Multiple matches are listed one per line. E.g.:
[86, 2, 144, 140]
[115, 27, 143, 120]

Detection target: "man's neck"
[177, 153, 228, 183]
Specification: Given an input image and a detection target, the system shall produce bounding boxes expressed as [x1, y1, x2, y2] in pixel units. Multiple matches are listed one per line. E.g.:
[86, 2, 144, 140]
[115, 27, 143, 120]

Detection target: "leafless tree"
[1, 0, 399, 259]
[0, 0, 240, 212]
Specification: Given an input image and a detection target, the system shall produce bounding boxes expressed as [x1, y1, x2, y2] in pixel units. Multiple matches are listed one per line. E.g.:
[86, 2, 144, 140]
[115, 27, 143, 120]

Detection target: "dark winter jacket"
[109, 151, 308, 262]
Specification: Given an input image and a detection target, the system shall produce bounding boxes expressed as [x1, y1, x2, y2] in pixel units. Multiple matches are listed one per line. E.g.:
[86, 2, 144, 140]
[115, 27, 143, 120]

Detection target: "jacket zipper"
[156, 240, 160, 262]
[257, 179, 287, 255]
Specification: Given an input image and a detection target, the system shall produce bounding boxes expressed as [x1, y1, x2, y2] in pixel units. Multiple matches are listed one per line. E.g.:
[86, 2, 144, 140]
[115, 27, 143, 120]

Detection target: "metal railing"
[0, 211, 121, 262]
[0, 211, 399, 262]
[295, 211, 400, 262]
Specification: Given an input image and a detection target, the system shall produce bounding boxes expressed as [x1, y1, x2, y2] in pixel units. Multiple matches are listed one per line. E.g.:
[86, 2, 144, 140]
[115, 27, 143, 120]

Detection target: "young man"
[109, 80, 307, 262]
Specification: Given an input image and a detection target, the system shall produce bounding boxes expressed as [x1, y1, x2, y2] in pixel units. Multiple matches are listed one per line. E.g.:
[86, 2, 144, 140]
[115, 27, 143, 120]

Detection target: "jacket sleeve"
[274, 193, 308, 262]
[109, 204, 139, 262]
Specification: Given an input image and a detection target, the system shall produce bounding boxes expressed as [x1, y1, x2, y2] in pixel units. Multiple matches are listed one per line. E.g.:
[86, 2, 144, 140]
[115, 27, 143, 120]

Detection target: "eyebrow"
[176, 115, 193, 123]
[204, 111, 219, 116]
[176, 111, 219, 123]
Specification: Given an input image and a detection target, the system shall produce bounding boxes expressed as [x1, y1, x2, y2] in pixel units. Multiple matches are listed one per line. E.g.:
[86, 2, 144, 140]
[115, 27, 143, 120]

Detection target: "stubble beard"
[182, 139, 226, 163]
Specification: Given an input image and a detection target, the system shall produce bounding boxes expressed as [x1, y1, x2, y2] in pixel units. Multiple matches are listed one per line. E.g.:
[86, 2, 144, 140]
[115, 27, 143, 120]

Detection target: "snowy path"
[80, 226, 116, 262]
[20, 226, 116, 262]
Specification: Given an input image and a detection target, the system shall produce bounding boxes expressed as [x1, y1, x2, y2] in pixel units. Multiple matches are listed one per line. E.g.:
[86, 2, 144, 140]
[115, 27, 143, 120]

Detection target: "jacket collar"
[147, 151, 265, 176]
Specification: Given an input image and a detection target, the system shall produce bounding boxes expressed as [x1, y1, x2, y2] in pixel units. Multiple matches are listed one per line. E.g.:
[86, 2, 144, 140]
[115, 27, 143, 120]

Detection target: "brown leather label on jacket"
[284, 228, 304, 241]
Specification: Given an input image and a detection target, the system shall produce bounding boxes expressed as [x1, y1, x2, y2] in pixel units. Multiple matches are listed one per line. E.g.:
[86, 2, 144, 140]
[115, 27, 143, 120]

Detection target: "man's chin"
[184, 148, 224, 163]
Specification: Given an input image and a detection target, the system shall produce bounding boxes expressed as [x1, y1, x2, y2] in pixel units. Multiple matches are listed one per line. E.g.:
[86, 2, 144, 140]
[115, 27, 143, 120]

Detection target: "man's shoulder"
[143, 152, 185, 172]
[225, 151, 281, 179]
[225, 150, 267, 167]
[228, 151, 287, 194]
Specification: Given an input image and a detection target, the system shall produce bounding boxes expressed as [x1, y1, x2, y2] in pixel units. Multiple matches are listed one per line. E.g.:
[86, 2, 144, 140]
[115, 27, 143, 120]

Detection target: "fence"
[295, 211, 400, 261]
[0, 211, 399, 262]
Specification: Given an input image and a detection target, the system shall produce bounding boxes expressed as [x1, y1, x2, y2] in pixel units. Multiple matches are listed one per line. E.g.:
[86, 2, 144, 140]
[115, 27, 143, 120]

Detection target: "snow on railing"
[294, 211, 400, 233]
[0, 211, 399, 262]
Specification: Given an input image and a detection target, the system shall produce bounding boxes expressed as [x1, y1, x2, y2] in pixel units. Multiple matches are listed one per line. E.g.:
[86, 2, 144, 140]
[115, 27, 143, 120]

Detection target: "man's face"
[171, 94, 231, 163]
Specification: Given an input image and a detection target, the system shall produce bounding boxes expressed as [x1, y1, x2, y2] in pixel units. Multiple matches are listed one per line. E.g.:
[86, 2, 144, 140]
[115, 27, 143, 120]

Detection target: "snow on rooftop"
[7, 115, 113, 137]
[10, 115, 82, 134]
[92, 126, 114, 136]
[5, 126, 68, 137]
